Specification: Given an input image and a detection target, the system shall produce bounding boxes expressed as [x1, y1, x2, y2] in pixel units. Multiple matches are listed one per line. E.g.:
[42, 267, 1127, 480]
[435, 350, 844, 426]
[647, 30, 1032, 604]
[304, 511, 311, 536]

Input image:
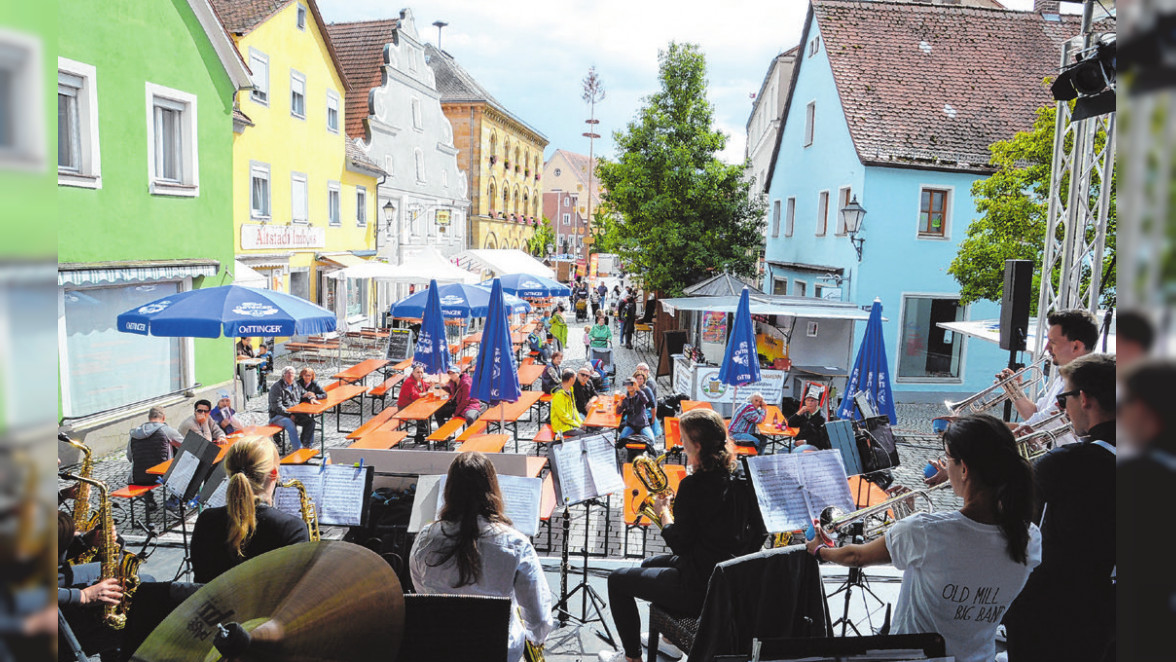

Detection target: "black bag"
[856, 417, 900, 473]
[345, 486, 417, 591]
[616, 433, 654, 464]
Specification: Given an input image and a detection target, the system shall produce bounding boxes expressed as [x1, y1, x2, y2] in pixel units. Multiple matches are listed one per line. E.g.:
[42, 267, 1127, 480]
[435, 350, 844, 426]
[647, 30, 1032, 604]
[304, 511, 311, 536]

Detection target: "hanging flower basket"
[504, 160, 511, 170]
[489, 155, 497, 165]
[524, 169, 530, 178]
[535, 173, 541, 181]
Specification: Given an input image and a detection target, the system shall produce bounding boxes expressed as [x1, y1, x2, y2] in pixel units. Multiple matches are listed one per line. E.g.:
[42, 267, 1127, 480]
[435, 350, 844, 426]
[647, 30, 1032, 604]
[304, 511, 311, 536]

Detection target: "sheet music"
[409, 475, 444, 533]
[274, 465, 319, 518]
[583, 435, 623, 497]
[206, 480, 229, 508]
[434, 474, 542, 538]
[550, 440, 592, 505]
[320, 464, 367, 526]
[745, 450, 854, 533]
[164, 451, 200, 500]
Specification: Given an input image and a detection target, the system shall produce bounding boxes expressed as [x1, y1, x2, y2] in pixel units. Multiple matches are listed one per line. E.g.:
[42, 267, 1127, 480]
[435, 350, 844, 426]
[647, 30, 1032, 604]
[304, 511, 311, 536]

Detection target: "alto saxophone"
[59, 471, 142, 629]
[61, 435, 95, 532]
[632, 453, 675, 529]
[279, 479, 320, 541]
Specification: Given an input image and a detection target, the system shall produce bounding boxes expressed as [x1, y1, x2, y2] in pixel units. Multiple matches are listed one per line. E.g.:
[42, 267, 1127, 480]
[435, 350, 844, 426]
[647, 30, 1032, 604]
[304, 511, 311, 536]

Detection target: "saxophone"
[279, 479, 320, 541]
[59, 471, 142, 629]
[61, 434, 94, 532]
[632, 453, 675, 529]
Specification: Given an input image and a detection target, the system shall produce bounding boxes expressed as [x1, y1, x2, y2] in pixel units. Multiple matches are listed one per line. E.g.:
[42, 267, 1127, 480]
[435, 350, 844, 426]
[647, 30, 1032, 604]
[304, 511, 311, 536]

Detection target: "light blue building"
[760, 0, 1078, 400]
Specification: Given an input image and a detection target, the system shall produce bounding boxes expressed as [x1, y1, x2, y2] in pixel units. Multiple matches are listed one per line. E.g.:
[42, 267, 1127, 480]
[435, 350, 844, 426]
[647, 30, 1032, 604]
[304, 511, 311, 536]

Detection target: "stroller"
[588, 356, 615, 390]
[574, 296, 588, 321]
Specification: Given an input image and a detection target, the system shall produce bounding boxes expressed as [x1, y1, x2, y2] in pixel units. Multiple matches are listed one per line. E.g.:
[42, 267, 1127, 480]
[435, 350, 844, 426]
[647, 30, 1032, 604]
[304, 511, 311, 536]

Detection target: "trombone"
[944, 355, 1049, 416]
[818, 483, 951, 543]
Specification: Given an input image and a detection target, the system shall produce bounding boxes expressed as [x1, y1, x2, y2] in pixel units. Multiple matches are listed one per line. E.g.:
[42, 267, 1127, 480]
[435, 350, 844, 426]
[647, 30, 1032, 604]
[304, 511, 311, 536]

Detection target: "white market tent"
[454, 249, 555, 280]
[659, 294, 878, 321]
[327, 248, 478, 284]
[937, 311, 1117, 353]
[232, 260, 268, 288]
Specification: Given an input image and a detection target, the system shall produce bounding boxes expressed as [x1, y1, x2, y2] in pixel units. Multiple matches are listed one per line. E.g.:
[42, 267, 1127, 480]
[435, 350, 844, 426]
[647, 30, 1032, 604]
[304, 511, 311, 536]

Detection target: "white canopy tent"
[232, 260, 268, 288]
[658, 294, 878, 321]
[937, 311, 1117, 354]
[327, 248, 477, 284]
[454, 249, 555, 280]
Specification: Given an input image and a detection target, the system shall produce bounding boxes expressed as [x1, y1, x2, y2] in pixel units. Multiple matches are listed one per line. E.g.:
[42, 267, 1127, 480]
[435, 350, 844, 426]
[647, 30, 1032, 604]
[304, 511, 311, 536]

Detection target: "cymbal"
[130, 541, 404, 662]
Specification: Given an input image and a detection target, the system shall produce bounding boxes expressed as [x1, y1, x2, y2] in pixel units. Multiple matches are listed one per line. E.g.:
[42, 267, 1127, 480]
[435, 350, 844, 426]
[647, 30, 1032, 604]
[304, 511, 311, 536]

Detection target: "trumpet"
[632, 453, 675, 529]
[819, 483, 951, 543]
[945, 355, 1049, 416]
[1014, 412, 1073, 460]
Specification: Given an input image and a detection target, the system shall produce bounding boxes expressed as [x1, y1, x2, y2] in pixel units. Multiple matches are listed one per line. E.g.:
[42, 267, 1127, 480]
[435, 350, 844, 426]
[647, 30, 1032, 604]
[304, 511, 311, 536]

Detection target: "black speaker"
[999, 259, 1033, 351]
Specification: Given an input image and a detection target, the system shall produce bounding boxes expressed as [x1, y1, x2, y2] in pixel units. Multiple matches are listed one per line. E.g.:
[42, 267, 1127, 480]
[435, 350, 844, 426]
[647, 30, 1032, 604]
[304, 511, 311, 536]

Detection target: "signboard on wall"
[436, 210, 451, 226]
[693, 366, 788, 406]
[241, 224, 325, 250]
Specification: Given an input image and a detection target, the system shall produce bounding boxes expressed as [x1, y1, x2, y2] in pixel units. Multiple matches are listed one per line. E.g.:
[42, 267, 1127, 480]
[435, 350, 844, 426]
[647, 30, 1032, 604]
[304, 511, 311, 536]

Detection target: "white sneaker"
[597, 651, 629, 662]
[640, 632, 684, 660]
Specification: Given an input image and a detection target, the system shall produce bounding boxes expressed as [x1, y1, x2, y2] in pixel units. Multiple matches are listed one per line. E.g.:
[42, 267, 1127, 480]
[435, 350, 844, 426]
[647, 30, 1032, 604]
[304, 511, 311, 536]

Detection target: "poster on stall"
[702, 311, 727, 343]
[589, 254, 599, 281]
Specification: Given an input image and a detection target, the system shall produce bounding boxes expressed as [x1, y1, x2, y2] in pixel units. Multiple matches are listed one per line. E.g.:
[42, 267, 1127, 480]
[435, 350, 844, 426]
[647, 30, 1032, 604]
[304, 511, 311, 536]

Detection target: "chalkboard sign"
[385, 328, 414, 362]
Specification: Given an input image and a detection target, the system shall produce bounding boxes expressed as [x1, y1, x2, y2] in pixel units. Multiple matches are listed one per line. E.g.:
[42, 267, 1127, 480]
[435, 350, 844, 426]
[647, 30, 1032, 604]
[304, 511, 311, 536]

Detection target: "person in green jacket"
[589, 312, 613, 348]
[549, 303, 568, 351]
[551, 370, 585, 439]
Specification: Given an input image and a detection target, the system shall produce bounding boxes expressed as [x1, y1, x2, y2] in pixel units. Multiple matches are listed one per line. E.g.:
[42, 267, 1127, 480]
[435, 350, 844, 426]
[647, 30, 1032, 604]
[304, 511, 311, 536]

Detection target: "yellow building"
[213, 0, 385, 324]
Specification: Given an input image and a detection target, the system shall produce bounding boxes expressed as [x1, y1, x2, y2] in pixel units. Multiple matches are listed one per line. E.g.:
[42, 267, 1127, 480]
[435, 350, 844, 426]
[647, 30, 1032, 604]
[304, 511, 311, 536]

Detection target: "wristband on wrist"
[813, 543, 828, 560]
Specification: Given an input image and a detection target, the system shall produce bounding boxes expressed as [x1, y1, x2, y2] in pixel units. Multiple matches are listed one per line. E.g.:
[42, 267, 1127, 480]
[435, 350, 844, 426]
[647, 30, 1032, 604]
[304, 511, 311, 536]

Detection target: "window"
[809, 35, 821, 57]
[411, 98, 422, 129]
[441, 169, 448, 188]
[771, 199, 781, 237]
[898, 295, 965, 381]
[0, 29, 45, 171]
[414, 149, 425, 183]
[249, 48, 269, 105]
[814, 284, 825, 299]
[804, 101, 815, 147]
[384, 154, 394, 177]
[919, 187, 950, 237]
[296, 4, 306, 30]
[326, 90, 339, 133]
[836, 187, 851, 235]
[250, 161, 271, 219]
[327, 181, 340, 225]
[772, 277, 788, 295]
[57, 58, 100, 187]
[290, 70, 305, 119]
[355, 186, 367, 226]
[795, 280, 807, 297]
[816, 191, 829, 236]
[291, 172, 307, 222]
[785, 197, 795, 237]
[145, 82, 198, 196]
[563, 213, 571, 225]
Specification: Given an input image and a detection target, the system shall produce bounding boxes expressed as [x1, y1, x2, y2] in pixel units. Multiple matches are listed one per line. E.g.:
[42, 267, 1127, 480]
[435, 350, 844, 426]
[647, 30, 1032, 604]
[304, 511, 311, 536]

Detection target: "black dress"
[191, 503, 310, 583]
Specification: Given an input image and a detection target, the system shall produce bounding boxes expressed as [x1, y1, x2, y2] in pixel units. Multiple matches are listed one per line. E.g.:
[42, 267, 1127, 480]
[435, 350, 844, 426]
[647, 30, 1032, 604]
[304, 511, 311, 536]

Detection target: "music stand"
[823, 521, 889, 637]
[160, 432, 220, 581]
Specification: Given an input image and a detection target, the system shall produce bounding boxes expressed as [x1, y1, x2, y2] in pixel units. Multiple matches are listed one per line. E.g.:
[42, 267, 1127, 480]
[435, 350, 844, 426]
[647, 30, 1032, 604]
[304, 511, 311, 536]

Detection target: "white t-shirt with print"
[885, 511, 1042, 662]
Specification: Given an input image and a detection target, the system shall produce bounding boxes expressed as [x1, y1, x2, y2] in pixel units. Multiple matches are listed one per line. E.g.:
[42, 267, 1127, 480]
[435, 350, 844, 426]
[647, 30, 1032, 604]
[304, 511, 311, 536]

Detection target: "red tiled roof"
[209, 0, 293, 35]
[325, 19, 398, 140]
[803, 0, 1081, 173]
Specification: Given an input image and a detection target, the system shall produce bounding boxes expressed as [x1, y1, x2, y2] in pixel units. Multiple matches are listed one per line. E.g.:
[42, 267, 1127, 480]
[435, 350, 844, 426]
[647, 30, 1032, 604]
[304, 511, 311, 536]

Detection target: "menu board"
[385, 328, 414, 361]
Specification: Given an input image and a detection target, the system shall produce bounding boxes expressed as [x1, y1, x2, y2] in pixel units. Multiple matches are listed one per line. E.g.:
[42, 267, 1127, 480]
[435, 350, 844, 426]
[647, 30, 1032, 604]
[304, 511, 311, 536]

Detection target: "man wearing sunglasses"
[1004, 353, 1116, 662]
[177, 399, 226, 443]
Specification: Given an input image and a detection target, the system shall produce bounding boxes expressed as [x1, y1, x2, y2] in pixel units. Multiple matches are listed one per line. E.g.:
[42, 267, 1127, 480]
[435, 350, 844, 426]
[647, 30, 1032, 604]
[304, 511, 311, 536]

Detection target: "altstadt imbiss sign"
[241, 223, 325, 250]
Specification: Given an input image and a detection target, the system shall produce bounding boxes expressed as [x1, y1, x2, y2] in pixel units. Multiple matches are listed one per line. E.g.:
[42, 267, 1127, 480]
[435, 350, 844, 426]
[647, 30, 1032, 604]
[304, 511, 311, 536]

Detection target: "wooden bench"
[536, 393, 554, 423]
[347, 430, 407, 450]
[280, 448, 320, 464]
[457, 434, 509, 453]
[110, 483, 160, 530]
[347, 406, 400, 440]
[456, 420, 488, 443]
[427, 418, 467, 450]
[532, 425, 556, 455]
[368, 373, 406, 414]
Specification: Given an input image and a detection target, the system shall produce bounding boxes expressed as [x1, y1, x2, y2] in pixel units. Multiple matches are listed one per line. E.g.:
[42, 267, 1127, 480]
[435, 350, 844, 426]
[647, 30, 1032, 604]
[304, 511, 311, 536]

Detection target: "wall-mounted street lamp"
[840, 195, 867, 262]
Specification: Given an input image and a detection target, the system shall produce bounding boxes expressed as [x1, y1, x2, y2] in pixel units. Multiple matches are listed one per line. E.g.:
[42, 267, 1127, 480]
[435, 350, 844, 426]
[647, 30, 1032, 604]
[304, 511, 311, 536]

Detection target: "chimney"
[1034, 0, 1060, 13]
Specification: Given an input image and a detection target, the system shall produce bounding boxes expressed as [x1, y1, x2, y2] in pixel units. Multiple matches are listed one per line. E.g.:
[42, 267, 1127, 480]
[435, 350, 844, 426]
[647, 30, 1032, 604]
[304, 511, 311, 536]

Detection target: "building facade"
[761, 0, 1078, 399]
[543, 190, 588, 259]
[213, 0, 383, 325]
[58, 0, 251, 451]
[424, 43, 548, 252]
[746, 47, 797, 271]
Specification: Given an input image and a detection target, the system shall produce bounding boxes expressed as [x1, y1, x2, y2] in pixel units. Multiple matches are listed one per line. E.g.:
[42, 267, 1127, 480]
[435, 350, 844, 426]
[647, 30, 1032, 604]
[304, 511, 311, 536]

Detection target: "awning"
[237, 253, 292, 269]
[58, 259, 219, 287]
[232, 260, 267, 288]
[659, 294, 877, 321]
[454, 249, 555, 279]
[317, 252, 368, 268]
[938, 313, 1116, 352]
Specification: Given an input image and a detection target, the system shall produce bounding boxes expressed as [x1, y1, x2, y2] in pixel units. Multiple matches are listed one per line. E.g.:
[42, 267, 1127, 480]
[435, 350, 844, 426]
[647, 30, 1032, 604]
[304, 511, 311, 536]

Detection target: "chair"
[646, 545, 830, 662]
[398, 594, 511, 662]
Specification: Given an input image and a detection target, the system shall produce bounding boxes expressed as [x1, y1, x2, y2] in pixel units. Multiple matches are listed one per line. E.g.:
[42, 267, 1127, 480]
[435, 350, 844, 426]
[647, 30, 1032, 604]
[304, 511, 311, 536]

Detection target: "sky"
[318, 1, 1043, 166]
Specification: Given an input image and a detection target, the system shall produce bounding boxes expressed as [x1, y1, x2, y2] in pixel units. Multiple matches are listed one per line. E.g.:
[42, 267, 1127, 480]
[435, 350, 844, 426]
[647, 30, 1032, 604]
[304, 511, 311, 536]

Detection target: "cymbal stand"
[824, 522, 888, 636]
[552, 499, 616, 647]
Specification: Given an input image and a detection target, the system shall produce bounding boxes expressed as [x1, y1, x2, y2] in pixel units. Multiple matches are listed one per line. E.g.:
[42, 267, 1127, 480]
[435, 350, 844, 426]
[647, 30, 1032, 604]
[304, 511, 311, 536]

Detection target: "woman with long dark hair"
[599, 408, 764, 662]
[807, 414, 1040, 662]
[409, 452, 553, 662]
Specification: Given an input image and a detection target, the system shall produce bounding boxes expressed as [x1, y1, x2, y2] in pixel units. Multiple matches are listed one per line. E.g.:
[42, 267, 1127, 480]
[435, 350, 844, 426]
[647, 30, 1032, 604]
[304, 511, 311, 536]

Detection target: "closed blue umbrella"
[718, 287, 762, 415]
[117, 285, 335, 338]
[837, 298, 897, 424]
[482, 273, 571, 299]
[413, 279, 451, 376]
[389, 282, 531, 320]
[471, 279, 521, 406]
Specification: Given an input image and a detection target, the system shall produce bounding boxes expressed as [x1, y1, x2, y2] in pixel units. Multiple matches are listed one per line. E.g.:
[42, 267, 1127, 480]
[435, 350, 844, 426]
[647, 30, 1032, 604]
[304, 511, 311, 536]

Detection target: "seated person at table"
[551, 370, 586, 439]
[573, 366, 599, 416]
[410, 452, 554, 662]
[435, 365, 483, 426]
[728, 393, 767, 452]
[268, 366, 312, 451]
[235, 336, 256, 359]
[633, 371, 661, 437]
[600, 409, 765, 662]
[178, 399, 226, 443]
[296, 367, 327, 402]
[527, 329, 546, 363]
[540, 351, 564, 394]
[190, 437, 309, 583]
[399, 363, 433, 442]
[616, 378, 654, 441]
[787, 395, 829, 450]
[209, 390, 243, 435]
[126, 407, 183, 509]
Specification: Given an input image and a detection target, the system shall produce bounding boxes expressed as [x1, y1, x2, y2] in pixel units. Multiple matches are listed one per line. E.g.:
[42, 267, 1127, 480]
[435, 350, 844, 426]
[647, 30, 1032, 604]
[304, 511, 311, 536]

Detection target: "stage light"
[1051, 39, 1116, 120]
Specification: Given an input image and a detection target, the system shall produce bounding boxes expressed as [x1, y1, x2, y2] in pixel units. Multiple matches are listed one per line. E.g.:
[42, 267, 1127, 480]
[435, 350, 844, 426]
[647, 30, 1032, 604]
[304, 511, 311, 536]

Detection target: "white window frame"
[327, 180, 341, 226]
[916, 185, 953, 241]
[249, 161, 271, 219]
[562, 213, 571, 225]
[145, 81, 198, 197]
[411, 98, 422, 130]
[772, 277, 788, 296]
[785, 197, 795, 237]
[384, 154, 394, 177]
[290, 69, 306, 119]
[814, 284, 825, 300]
[414, 148, 426, 183]
[835, 186, 851, 235]
[815, 190, 829, 236]
[248, 48, 269, 106]
[771, 199, 781, 237]
[326, 90, 339, 133]
[296, 3, 307, 30]
[355, 186, 367, 227]
[895, 292, 968, 384]
[804, 101, 815, 147]
[57, 57, 101, 188]
[794, 279, 808, 297]
[0, 28, 45, 172]
[291, 171, 308, 223]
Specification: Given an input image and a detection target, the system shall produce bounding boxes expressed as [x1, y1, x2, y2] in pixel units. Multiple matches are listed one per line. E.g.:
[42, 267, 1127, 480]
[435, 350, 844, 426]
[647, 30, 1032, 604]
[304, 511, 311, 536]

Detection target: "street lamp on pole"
[840, 196, 867, 262]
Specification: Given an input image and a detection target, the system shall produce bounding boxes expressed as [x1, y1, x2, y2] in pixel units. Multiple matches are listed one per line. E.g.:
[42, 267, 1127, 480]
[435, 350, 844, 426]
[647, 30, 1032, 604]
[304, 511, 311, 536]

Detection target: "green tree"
[526, 216, 555, 257]
[949, 105, 1116, 311]
[595, 42, 766, 296]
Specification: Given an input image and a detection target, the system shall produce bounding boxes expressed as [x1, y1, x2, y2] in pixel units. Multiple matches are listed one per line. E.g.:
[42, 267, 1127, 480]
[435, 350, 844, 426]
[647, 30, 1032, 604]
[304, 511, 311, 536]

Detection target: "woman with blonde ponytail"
[190, 436, 308, 582]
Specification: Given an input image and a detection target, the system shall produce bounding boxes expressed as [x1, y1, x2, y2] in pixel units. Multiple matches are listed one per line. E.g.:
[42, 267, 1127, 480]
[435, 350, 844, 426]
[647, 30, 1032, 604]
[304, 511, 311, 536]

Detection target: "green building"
[57, 0, 251, 453]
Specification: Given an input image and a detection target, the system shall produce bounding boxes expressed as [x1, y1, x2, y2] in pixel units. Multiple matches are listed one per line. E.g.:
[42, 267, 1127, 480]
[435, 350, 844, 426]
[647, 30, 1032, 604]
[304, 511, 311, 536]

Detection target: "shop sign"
[241, 223, 325, 250]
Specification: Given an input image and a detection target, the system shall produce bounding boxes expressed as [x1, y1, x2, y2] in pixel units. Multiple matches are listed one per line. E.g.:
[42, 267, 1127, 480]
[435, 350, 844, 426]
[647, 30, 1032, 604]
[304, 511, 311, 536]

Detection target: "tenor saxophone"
[59, 471, 142, 629]
[279, 479, 320, 541]
[632, 453, 675, 529]
[61, 435, 94, 532]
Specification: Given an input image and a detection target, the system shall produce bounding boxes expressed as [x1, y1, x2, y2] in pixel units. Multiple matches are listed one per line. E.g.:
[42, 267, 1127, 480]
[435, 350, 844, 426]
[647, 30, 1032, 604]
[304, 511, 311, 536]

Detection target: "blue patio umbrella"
[837, 298, 897, 424]
[389, 282, 531, 320]
[718, 287, 762, 414]
[413, 279, 451, 376]
[482, 273, 571, 299]
[471, 279, 521, 407]
[116, 285, 336, 338]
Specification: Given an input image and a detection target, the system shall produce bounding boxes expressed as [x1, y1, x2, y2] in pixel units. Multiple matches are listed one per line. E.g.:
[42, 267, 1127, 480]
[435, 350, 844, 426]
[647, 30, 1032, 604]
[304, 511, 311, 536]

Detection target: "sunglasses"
[196, 408, 210, 414]
[1055, 390, 1079, 410]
